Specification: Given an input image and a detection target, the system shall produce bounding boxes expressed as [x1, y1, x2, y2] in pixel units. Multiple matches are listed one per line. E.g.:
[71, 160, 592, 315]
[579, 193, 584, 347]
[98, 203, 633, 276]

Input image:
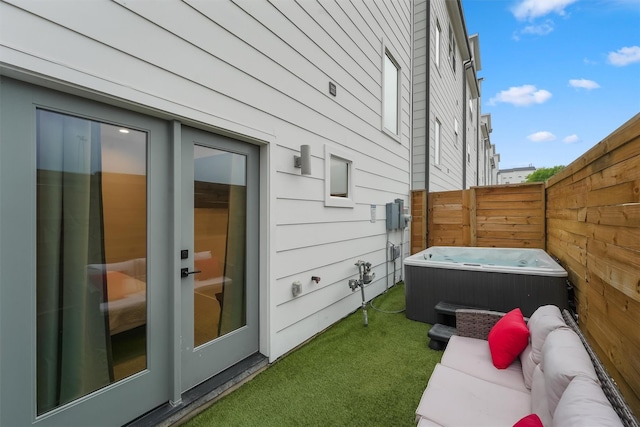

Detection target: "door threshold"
[126, 353, 268, 427]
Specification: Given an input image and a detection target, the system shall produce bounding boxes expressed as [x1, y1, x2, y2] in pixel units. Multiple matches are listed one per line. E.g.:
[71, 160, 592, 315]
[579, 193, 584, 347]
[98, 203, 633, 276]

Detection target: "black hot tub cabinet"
[404, 246, 569, 324]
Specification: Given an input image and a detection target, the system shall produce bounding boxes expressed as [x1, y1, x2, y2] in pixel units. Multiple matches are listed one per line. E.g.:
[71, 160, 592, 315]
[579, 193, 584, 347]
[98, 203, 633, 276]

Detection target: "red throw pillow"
[488, 308, 530, 369]
[513, 414, 543, 427]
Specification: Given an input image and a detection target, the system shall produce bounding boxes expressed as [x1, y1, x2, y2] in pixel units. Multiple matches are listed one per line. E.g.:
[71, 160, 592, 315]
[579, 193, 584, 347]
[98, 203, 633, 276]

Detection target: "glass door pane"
[36, 109, 147, 414]
[193, 145, 247, 347]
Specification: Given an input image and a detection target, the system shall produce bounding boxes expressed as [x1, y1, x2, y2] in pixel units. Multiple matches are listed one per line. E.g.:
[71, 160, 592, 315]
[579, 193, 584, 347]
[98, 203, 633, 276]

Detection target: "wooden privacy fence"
[409, 113, 640, 415]
[411, 182, 546, 251]
[546, 113, 640, 415]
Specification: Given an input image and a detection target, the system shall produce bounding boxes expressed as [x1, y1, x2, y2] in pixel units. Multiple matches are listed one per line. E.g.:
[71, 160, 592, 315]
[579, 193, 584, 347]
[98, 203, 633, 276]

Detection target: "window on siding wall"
[435, 22, 441, 68]
[383, 51, 399, 135]
[324, 145, 355, 208]
[448, 25, 456, 72]
[434, 119, 441, 165]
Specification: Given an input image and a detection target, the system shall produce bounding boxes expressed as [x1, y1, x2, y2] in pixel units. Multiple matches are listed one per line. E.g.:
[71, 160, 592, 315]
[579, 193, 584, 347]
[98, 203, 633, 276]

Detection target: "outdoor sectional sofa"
[415, 305, 639, 427]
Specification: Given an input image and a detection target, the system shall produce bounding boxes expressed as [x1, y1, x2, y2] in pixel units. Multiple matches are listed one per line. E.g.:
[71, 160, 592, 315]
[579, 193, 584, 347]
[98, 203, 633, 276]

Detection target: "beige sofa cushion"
[416, 364, 531, 427]
[441, 335, 528, 393]
[527, 305, 567, 364]
[541, 328, 598, 415]
[417, 417, 444, 427]
[552, 375, 623, 427]
[520, 305, 567, 390]
[520, 343, 536, 390]
[531, 364, 552, 426]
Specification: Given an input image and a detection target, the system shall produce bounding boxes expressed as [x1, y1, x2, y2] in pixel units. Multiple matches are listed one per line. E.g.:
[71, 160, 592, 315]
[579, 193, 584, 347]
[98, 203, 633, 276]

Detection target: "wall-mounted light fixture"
[294, 144, 312, 175]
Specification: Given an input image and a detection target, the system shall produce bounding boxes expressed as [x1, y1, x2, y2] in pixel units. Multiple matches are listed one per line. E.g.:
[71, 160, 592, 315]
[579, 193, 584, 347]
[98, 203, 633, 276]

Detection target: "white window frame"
[448, 25, 456, 73]
[382, 44, 401, 141]
[324, 145, 355, 208]
[435, 21, 441, 68]
[434, 119, 441, 166]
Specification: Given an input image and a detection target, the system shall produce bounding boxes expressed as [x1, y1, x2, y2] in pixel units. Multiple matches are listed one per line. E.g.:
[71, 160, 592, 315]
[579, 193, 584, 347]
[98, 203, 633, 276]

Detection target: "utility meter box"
[385, 202, 399, 230]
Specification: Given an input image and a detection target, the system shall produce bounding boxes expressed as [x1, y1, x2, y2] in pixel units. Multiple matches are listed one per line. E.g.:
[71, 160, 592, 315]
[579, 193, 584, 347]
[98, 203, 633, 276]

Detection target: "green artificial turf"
[183, 283, 442, 427]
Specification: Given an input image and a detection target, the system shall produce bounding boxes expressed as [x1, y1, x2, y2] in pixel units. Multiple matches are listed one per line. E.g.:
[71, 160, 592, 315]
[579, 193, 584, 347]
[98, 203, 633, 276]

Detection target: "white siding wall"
[0, 0, 412, 361]
[428, 0, 464, 192]
[412, 0, 427, 190]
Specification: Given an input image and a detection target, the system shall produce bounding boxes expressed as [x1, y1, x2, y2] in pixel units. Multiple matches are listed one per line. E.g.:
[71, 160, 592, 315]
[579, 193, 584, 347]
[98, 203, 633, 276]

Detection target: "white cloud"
[563, 134, 579, 143]
[607, 46, 640, 66]
[521, 21, 554, 35]
[569, 79, 600, 90]
[512, 0, 577, 20]
[528, 131, 556, 142]
[489, 85, 552, 106]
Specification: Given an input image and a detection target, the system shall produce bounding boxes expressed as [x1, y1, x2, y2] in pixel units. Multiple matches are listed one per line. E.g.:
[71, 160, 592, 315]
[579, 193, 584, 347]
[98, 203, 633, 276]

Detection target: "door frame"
[0, 77, 270, 425]
[178, 124, 261, 393]
[0, 77, 172, 427]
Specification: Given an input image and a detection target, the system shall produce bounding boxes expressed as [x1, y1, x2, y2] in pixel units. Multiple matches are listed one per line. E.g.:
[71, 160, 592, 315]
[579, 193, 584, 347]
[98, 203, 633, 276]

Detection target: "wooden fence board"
[588, 155, 640, 191]
[586, 180, 640, 207]
[475, 237, 543, 248]
[591, 223, 640, 250]
[477, 215, 544, 224]
[583, 288, 640, 410]
[585, 203, 640, 227]
[545, 115, 640, 413]
[411, 190, 427, 254]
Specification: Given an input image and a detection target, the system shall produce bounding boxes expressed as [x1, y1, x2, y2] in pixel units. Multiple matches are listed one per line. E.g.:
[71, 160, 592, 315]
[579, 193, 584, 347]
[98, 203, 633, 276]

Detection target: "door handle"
[181, 268, 202, 278]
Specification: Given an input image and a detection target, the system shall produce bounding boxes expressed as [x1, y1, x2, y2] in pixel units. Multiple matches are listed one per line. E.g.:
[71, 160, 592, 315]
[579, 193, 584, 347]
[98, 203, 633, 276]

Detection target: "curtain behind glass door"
[36, 110, 147, 414]
[192, 146, 247, 347]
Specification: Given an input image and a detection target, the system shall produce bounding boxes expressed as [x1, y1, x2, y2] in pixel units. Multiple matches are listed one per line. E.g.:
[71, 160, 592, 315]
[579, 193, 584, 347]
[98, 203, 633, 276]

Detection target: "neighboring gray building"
[412, 0, 499, 193]
[481, 113, 500, 185]
[499, 166, 537, 184]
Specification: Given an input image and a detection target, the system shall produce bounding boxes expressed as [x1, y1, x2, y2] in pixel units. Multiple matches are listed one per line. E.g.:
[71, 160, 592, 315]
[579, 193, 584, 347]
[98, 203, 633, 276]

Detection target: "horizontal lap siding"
[412, 0, 427, 190]
[546, 113, 640, 415]
[1, 0, 412, 361]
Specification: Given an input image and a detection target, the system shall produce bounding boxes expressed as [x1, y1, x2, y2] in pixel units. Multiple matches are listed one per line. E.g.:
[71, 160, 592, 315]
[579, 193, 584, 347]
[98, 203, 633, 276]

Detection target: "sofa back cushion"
[531, 364, 552, 426]
[520, 344, 536, 390]
[521, 305, 567, 389]
[541, 328, 598, 415]
[552, 375, 623, 427]
[527, 305, 567, 364]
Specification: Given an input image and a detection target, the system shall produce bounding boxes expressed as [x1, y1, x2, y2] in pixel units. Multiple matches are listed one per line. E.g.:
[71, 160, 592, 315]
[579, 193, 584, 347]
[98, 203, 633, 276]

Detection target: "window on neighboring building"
[448, 25, 456, 72]
[434, 119, 441, 165]
[324, 145, 355, 208]
[383, 51, 399, 135]
[435, 22, 441, 68]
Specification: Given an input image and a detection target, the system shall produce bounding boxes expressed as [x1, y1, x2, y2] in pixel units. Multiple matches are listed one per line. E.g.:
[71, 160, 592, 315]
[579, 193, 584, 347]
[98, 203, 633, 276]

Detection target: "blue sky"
[461, 0, 640, 170]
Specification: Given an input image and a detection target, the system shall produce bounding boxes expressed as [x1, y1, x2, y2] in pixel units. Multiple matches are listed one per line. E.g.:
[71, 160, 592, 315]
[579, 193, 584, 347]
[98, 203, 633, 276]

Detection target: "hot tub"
[404, 246, 568, 324]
